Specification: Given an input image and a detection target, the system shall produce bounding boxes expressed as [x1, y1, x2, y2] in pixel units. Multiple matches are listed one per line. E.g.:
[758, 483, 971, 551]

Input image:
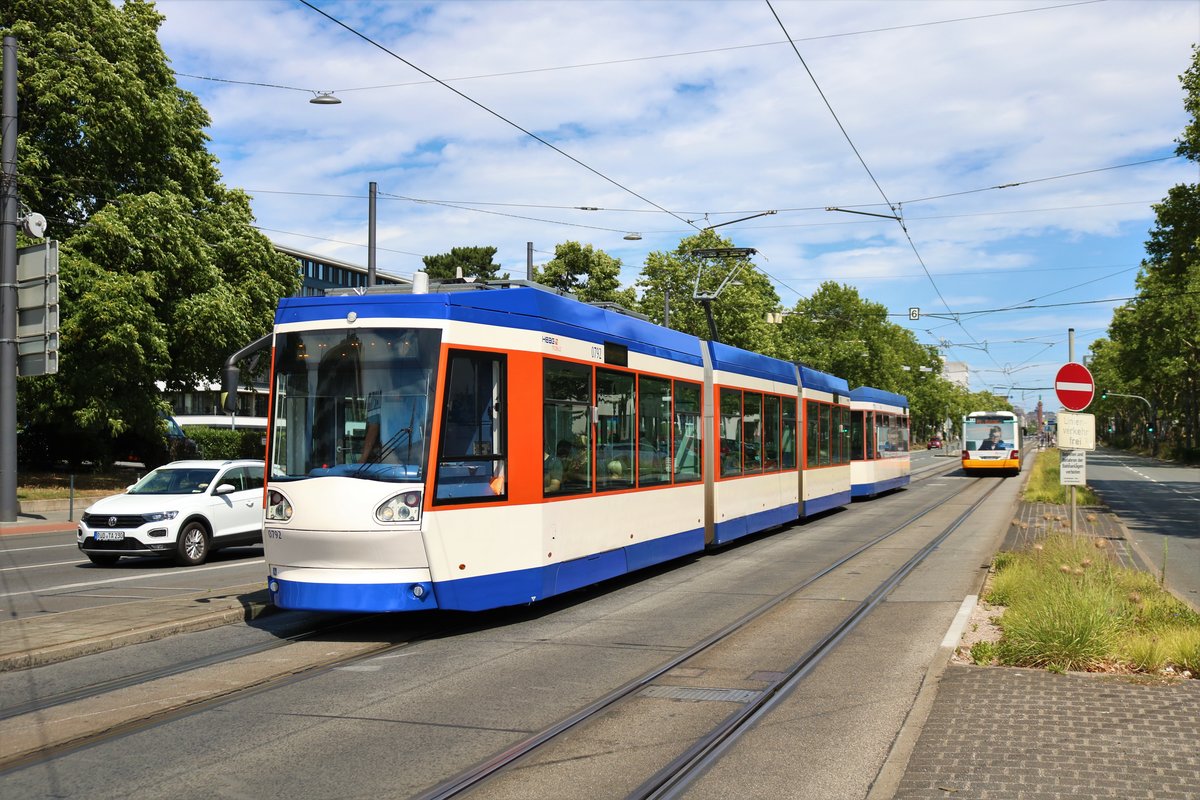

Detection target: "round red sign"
[1055, 362, 1094, 411]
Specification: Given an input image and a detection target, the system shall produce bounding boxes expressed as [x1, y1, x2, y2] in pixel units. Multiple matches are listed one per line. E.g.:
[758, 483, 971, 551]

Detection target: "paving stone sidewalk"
[894, 664, 1200, 799]
[892, 499, 1199, 800]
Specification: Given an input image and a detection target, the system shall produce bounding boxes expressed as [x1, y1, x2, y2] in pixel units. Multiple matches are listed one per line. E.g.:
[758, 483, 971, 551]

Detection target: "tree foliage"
[421, 246, 508, 282]
[5, 0, 300, 466]
[1088, 44, 1200, 458]
[635, 230, 783, 356]
[534, 241, 635, 306]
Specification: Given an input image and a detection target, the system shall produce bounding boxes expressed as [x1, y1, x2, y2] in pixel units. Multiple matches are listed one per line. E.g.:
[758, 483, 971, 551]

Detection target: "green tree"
[5, 0, 301, 465]
[773, 281, 957, 437]
[1090, 45, 1200, 457]
[4, 0, 220, 237]
[534, 241, 636, 306]
[636, 230, 783, 356]
[422, 246, 508, 282]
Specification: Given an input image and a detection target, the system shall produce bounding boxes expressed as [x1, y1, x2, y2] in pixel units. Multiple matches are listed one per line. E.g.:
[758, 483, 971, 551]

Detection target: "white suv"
[78, 459, 265, 567]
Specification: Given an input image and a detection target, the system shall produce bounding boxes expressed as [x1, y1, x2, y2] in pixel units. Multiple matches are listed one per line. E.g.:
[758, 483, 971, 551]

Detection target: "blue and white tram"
[797, 365, 852, 515]
[849, 387, 911, 498]
[256, 283, 866, 613]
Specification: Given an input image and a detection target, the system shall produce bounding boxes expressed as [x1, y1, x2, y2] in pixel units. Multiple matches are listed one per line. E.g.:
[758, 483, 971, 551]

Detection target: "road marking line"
[0, 558, 265, 599]
[0, 560, 87, 572]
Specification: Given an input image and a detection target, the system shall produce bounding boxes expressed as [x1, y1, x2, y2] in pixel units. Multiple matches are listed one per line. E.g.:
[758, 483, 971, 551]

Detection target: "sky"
[154, 0, 1200, 413]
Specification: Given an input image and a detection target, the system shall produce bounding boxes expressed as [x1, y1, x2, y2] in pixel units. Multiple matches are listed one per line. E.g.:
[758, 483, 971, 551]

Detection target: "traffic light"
[1147, 422, 1155, 434]
[1100, 390, 1108, 400]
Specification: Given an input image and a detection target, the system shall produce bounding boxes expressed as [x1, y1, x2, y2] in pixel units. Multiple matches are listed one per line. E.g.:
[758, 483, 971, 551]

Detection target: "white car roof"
[154, 459, 263, 469]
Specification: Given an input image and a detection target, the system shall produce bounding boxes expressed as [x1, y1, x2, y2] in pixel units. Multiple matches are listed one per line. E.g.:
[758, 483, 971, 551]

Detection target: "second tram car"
[961, 410, 1021, 474]
[849, 387, 911, 498]
[248, 281, 911, 613]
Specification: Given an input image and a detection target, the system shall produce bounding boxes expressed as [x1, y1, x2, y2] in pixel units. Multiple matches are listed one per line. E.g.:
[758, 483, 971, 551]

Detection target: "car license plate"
[94, 531, 124, 542]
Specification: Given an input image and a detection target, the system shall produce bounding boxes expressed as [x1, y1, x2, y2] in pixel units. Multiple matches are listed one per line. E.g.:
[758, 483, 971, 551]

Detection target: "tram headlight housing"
[376, 491, 422, 523]
[266, 490, 293, 521]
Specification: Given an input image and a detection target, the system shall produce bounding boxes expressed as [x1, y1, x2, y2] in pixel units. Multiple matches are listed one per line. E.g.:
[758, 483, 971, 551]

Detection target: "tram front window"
[270, 328, 442, 482]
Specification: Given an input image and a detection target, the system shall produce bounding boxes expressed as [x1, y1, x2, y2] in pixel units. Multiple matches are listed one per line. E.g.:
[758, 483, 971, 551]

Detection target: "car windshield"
[270, 327, 441, 483]
[129, 467, 219, 495]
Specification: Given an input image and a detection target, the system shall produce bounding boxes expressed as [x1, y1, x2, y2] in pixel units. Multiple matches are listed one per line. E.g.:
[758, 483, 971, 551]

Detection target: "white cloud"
[156, 0, 1197, 404]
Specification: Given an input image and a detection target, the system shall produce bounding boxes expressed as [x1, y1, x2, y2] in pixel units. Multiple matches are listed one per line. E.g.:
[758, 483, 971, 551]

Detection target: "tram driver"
[359, 332, 429, 465]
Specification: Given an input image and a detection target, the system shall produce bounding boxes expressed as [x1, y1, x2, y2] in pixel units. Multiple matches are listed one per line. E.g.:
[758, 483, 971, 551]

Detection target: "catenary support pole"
[367, 181, 376, 287]
[0, 37, 20, 521]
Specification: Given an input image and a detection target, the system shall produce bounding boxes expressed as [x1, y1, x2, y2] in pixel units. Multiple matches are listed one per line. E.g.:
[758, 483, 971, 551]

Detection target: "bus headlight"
[266, 490, 293, 521]
[376, 491, 422, 523]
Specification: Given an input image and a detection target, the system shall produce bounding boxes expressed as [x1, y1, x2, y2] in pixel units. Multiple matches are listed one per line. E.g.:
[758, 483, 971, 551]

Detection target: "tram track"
[415, 475, 1002, 799]
[1, 465, 991, 786]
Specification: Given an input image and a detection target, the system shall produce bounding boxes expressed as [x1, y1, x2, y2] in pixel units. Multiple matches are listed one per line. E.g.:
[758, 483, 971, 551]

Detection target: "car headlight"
[376, 491, 422, 523]
[146, 511, 179, 522]
[266, 490, 293, 521]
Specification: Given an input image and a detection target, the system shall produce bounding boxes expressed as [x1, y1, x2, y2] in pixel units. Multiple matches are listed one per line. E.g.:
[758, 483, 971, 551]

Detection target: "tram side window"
[720, 389, 743, 477]
[806, 400, 819, 467]
[781, 397, 797, 469]
[838, 406, 851, 465]
[597, 369, 635, 492]
[673, 381, 702, 483]
[434, 351, 507, 503]
[638, 375, 671, 487]
[818, 403, 831, 466]
[743, 392, 763, 474]
[544, 360, 593, 496]
[851, 410, 864, 461]
[763, 395, 780, 472]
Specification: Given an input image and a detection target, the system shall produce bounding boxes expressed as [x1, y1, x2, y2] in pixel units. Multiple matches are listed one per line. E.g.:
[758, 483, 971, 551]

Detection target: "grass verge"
[17, 470, 140, 502]
[983, 534, 1200, 677]
[1023, 449, 1102, 505]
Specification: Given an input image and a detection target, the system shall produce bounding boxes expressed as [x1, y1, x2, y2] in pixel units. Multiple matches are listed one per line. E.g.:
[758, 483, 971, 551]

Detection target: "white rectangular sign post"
[1060, 449, 1087, 486]
[1057, 412, 1096, 451]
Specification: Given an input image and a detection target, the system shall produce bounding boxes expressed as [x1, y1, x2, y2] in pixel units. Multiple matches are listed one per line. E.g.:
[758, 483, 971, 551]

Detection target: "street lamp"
[309, 91, 342, 105]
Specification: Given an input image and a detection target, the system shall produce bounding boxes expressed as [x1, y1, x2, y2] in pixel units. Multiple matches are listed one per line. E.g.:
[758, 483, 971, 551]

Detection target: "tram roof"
[276, 286, 710, 366]
[850, 386, 909, 409]
[796, 364, 850, 396]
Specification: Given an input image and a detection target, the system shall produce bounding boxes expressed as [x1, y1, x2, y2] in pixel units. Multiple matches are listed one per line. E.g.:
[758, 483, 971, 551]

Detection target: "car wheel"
[86, 553, 121, 567]
[175, 521, 210, 566]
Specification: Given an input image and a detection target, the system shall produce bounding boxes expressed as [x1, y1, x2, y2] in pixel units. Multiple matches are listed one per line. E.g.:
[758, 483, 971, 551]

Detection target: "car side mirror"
[214, 483, 237, 495]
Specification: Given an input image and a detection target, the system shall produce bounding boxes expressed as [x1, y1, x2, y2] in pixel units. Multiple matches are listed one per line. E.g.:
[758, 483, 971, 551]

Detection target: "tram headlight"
[376, 491, 422, 523]
[266, 490, 293, 521]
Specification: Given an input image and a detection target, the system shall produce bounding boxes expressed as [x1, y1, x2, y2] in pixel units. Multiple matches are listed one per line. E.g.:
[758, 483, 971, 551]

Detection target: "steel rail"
[415, 475, 992, 800]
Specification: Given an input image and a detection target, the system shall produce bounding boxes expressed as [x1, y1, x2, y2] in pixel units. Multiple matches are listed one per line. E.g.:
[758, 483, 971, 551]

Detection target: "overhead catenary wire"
[764, 0, 999, 371]
[295, 0, 701, 232]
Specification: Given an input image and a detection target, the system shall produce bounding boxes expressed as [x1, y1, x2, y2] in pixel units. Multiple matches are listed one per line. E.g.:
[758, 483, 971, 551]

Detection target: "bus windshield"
[964, 416, 1017, 452]
[270, 328, 442, 483]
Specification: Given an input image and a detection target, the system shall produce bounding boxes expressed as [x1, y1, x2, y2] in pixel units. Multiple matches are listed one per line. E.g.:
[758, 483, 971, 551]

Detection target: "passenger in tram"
[544, 444, 563, 493]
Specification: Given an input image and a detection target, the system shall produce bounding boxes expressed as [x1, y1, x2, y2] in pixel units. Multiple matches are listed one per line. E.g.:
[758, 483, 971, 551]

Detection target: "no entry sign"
[1055, 362, 1095, 411]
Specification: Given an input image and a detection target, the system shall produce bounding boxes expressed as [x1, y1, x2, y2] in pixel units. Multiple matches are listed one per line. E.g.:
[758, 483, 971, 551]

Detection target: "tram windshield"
[270, 328, 442, 483]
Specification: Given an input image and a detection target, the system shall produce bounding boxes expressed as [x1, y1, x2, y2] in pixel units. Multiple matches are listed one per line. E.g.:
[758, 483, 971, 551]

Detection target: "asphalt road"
[0, 535, 266, 619]
[2, 458, 1010, 800]
[1085, 447, 1200, 610]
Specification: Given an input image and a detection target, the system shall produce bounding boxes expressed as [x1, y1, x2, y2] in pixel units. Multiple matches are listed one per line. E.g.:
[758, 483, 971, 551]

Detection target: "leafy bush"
[970, 641, 997, 666]
[186, 428, 266, 460]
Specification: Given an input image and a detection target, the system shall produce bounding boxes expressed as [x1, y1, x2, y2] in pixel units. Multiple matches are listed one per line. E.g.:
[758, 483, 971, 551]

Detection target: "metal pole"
[527, 241, 533, 281]
[0, 37, 20, 521]
[663, 286, 670, 328]
[1068, 328, 1076, 536]
[367, 181, 376, 287]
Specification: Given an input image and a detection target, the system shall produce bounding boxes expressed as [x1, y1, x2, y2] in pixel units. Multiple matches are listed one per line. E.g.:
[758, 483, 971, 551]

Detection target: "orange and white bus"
[961, 411, 1020, 475]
